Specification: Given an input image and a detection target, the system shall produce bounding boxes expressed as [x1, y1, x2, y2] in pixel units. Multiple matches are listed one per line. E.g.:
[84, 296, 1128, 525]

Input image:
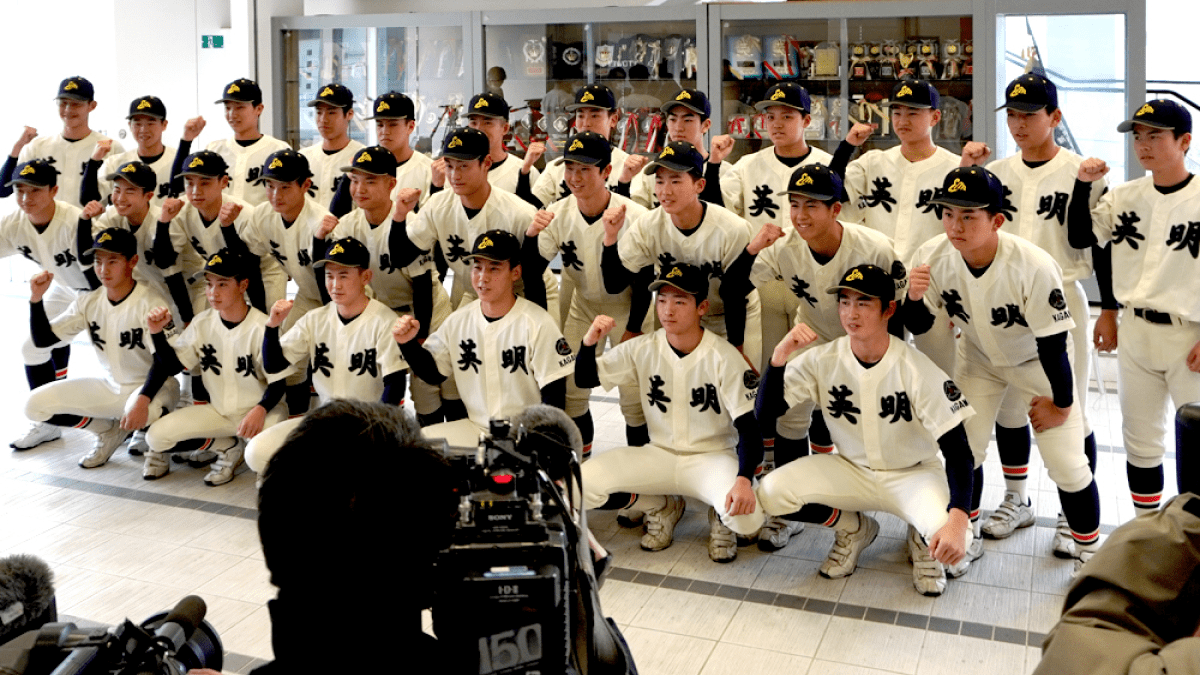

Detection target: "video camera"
[431, 407, 638, 675]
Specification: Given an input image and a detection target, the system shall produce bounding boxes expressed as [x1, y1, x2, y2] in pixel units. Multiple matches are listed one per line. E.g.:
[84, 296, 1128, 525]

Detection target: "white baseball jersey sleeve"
[533, 147, 630, 206]
[242, 197, 331, 302]
[205, 135, 292, 206]
[20, 131, 125, 208]
[487, 155, 538, 195]
[723, 146, 833, 224]
[300, 140, 365, 209]
[169, 194, 278, 279]
[540, 193, 648, 304]
[0, 200, 93, 290]
[172, 307, 287, 418]
[50, 281, 173, 387]
[390, 151, 435, 207]
[92, 204, 183, 300]
[99, 147, 178, 206]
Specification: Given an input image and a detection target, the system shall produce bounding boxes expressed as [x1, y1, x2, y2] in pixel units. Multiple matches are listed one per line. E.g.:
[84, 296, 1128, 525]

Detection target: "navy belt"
[1134, 308, 1173, 325]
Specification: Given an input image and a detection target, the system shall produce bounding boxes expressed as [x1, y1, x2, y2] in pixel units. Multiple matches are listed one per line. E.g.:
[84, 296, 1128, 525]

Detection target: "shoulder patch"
[891, 260, 906, 280]
[1048, 289, 1066, 310]
[943, 380, 962, 402]
[555, 337, 571, 356]
[743, 368, 760, 390]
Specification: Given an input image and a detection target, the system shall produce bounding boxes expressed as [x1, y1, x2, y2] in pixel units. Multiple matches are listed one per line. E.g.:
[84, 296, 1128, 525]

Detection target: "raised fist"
[267, 299, 294, 328]
[183, 117, 206, 142]
[527, 210, 554, 237]
[846, 123, 877, 147]
[218, 200, 243, 227]
[392, 315, 421, 344]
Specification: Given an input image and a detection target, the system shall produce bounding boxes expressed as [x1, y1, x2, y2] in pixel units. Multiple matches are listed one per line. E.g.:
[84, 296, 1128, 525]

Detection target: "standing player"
[140, 250, 288, 485]
[84, 96, 176, 206]
[1068, 99, 1200, 516]
[0, 77, 125, 207]
[23, 228, 179, 468]
[299, 83, 364, 210]
[206, 79, 291, 206]
[524, 84, 629, 207]
[245, 236, 407, 476]
[906, 166, 1102, 574]
[755, 264, 974, 595]
[5, 159, 98, 450]
[575, 263, 766, 562]
[364, 92, 435, 205]
[393, 230, 574, 447]
[461, 92, 536, 195]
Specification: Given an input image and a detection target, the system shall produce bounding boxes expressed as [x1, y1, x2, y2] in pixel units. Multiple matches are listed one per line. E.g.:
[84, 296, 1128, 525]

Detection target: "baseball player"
[393, 230, 574, 447]
[575, 262, 766, 563]
[905, 166, 1102, 574]
[205, 79, 291, 206]
[0, 77, 124, 208]
[4, 159, 99, 450]
[756, 264, 974, 595]
[459, 91, 537, 196]
[962, 74, 1109, 557]
[362, 92, 435, 207]
[724, 163, 906, 550]
[1067, 99, 1200, 516]
[604, 140, 763, 367]
[140, 250, 288, 485]
[523, 85, 630, 207]
[23, 228, 179, 469]
[246, 236, 407, 476]
[324, 145, 454, 427]
[83, 96, 177, 206]
[520, 131, 651, 453]
[299, 84, 364, 211]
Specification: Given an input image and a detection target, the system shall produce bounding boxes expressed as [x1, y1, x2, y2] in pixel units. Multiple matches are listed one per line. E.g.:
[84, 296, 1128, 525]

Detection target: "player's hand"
[771, 323, 818, 367]
[928, 509, 969, 566]
[584, 315, 617, 347]
[30, 271, 53, 303]
[522, 141, 546, 173]
[392, 315, 421, 344]
[430, 157, 446, 188]
[316, 214, 339, 240]
[11, 126, 37, 156]
[218, 201, 242, 226]
[183, 116, 206, 142]
[237, 405, 268, 439]
[619, 330, 641, 344]
[724, 476, 756, 517]
[747, 223, 784, 255]
[619, 154, 649, 184]
[393, 188, 421, 222]
[1078, 158, 1109, 182]
[147, 307, 173, 334]
[121, 395, 151, 431]
[907, 264, 931, 301]
[1093, 308, 1118, 352]
[601, 203, 626, 246]
[1029, 396, 1069, 432]
[267, 299, 293, 328]
[709, 134, 734, 165]
[1187, 340, 1200, 373]
[91, 138, 113, 162]
[80, 200, 104, 220]
[846, 123, 877, 147]
[959, 142, 991, 167]
[160, 197, 184, 222]
[527, 210, 554, 238]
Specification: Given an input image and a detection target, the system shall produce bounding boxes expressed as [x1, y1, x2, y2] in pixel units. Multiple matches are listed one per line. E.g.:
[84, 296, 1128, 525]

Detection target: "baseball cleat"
[640, 495, 685, 551]
[819, 513, 879, 579]
[708, 507, 738, 563]
[11, 422, 62, 450]
[906, 526, 947, 596]
[204, 439, 246, 486]
[981, 490, 1035, 539]
[80, 423, 130, 468]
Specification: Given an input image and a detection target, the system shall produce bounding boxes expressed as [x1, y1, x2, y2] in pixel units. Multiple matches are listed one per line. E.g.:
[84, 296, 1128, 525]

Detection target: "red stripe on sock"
[55, 368, 68, 379]
[73, 417, 90, 429]
[581, 443, 592, 458]
[199, 438, 214, 451]
[969, 509, 981, 520]
[812, 444, 834, 454]
[763, 437, 775, 448]
[1001, 465, 1029, 476]
[1072, 529, 1100, 543]
[823, 509, 841, 528]
[1131, 492, 1162, 505]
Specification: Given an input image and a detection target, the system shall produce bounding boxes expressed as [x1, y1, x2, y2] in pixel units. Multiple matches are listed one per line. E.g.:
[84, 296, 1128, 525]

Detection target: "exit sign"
[201, 35, 224, 49]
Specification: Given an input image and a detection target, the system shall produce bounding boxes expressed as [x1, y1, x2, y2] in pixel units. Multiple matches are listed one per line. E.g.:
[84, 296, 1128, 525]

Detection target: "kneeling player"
[140, 250, 288, 485]
[576, 263, 766, 563]
[756, 264, 973, 595]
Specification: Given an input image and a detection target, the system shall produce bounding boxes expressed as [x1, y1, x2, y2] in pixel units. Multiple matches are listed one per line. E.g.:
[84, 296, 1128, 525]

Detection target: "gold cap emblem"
[770, 88, 787, 101]
[319, 86, 334, 98]
[1137, 103, 1155, 117]
[676, 91, 691, 100]
[19, 165, 34, 176]
[846, 269, 864, 282]
[120, 164, 137, 173]
[137, 99, 152, 110]
[377, 101, 390, 112]
[188, 157, 204, 168]
[447, 136, 463, 149]
[209, 254, 223, 265]
[98, 232, 112, 243]
[568, 139, 584, 152]
[897, 85, 913, 98]
[580, 91, 595, 103]
[796, 173, 814, 186]
[479, 236, 493, 249]
[660, 146, 674, 158]
[64, 81, 78, 91]
[473, 98, 488, 109]
[227, 84, 240, 94]
[948, 178, 967, 193]
[330, 243, 344, 256]
[667, 266, 682, 278]
[1010, 84, 1027, 97]
[268, 158, 283, 170]
[357, 151, 372, 163]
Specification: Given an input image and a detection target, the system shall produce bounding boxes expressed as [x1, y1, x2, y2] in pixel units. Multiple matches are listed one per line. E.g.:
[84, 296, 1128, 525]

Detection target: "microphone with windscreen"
[512, 404, 583, 483]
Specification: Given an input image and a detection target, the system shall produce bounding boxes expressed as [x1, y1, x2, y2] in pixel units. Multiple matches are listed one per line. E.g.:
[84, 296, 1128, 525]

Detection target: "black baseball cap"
[930, 166, 1005, 211]
[888, 78, 940, 110]
[6, 159, 58, 188]
[996, 74, 1058, 113]
[341, 146, 399, 176]
[643, 140, 705, 178]
[314, 237, 370, 269]
[366, 92, 415, 120]
[648, 262, 707, 300]
[127, 96, 167, 120]
[1118, 99, 1193, 134]
[56, 77, 94, 102]
[661, 89, 711, 120]
[465, 230, 521, 264]
[256, 150, 312, 184]
[826, 264, 895, 303]
[178, 151, 229, 178]
[307, 83, 354, 110]
[567, 85, 617, 112]
[105, 161, 157, 191]
[199, 248, 251, 280]
[756, 83, 812, 114]
[86, 228, 138, 258]
[557, 131, 612, 168]
[441, 128, 490, 161]
[216, 79, 263, 105]
[778, 163, 843, 202]
[466, 92, 509, 121]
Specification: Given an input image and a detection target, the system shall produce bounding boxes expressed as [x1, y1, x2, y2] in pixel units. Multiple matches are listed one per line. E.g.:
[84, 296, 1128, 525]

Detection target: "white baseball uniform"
[205, 135, 292, 206]
[92, 204, 183, 305]
[241, 197, 332, 329]
[300, 140, 366, 209]
[532, 147, 630, 206]
[581, 328, 765, 535]
[626, 159, 734, 210]
[389, 151, 435, 206]
[19, 131, 125, 208]
[487, 155, 538, 195]
[98, 148, 178, 206]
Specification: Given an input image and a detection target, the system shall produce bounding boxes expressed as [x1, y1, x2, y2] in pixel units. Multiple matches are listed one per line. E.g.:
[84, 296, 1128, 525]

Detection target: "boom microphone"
[512, 404, 583, 482]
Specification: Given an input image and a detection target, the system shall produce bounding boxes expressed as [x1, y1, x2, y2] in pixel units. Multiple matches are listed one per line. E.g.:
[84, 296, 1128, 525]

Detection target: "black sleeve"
[1092, 243, 1119, 310]
[29, 300, 59, 348]
[256, 379, 286, 412]
[412, 271, 434, 341]
[381, 370, 407, 406]
[220, 224, 253, 258]
[612, 180, 631, 198]
[753, 363, 790, 429]
[574, 342, 600, 389]
[387, 219, 424, 268]
[262, 326, 290, 374]
[1036, 332, 1074, 409]
[600, 242, 633, 294]
[312, 237, 330, 305]
[328, 175, 352, 218]
[139, 361, 172, 400]
[77, 217, 96, 269]
[936, 422, 974, 515]
[540, 376, 567, 409]
[167, 139, 192, 198]
[246, 264, 267, 313]
[398, 339, 446, 385]
[0, 155, 16, 198]
[515, 169, 542, 207]
[724, 248, 758, 298]
[520, 235, 549, 310]
[153, 220, 179, 269]
[166, 274, 194, 324]
[700, 162, 725, 206]
[1067, 179, 1099, 249]
[733, 411, 765, 480]
[83, 267, 100, 290]
[828, 140, 857, 181]
[81, 159, 103, 206]
[428, 183, 443, 197]
[148, 329, 185, 376]
[902, 297, 936, 335]
[626, 266, 653, 333]
[719, 279, 747, 348]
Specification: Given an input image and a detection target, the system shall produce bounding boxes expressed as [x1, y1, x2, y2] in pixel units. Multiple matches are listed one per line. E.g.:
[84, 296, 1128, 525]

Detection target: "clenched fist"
[91, 139, 113, 162]
[527, 210, 554, 237]
[1078, 157, 1109, 182]
[584, 315, 617, 347]
[709, 135, 734, 165]
[846, 123, 877, 147]
[523, 141, 546, 173]
[267, 299, 294, 328]
[160, 197, 184, 221]
[748, 223, 784, 255]
[147, 306, 173, 333]
[619, 154, 650, 184]
[30, 271, 53, 303]
[959, 142, 991, 167]
[392, 315, 421, 344]
[601, 203, 627, 245]
[11, 126, 37, 156]
[81, 200, 104, 220]
[218, 201, 243, 227]
[907, 264, 931, 302]
[771, 323, 819, 367]
[316, 214, 339, 240]
[183, 117, 206, 142]
[393, 188, 421, 222]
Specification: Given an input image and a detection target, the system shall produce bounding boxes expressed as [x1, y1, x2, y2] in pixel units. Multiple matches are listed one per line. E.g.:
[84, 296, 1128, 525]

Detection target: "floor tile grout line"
[8, 469, 258, 520]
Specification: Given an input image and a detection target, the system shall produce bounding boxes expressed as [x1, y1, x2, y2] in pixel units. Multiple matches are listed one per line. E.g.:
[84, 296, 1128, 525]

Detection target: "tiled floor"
[0, 277, 1177, 675]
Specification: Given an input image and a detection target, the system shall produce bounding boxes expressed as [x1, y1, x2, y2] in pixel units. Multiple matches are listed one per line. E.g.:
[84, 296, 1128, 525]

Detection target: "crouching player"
[756, 264, 974, 595]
